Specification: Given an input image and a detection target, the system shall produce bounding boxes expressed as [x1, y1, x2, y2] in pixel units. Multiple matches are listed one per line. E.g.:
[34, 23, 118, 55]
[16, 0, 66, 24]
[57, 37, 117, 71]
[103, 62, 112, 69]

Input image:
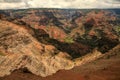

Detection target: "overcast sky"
[0, 0, 120, 9]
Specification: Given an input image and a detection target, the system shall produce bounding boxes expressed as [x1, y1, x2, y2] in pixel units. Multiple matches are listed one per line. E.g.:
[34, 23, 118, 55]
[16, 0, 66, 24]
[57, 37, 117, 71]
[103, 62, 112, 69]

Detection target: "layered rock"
[0, 53, 74, 77]
[0, 21, 74, 77]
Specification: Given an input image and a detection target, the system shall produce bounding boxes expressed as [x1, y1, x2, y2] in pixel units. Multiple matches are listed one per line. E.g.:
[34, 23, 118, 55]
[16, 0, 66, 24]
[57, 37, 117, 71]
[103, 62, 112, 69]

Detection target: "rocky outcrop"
[0, 21, 74, 77]
[0, 27, 31, 51]
[0, 20, 109, 78]
[74, 49, 102, 66]
[0, 53, 74, 77]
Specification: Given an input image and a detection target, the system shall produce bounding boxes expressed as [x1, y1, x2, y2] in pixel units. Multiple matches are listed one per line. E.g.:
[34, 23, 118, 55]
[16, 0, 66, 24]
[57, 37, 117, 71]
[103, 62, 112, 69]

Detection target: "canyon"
[0, 9, 120, 80]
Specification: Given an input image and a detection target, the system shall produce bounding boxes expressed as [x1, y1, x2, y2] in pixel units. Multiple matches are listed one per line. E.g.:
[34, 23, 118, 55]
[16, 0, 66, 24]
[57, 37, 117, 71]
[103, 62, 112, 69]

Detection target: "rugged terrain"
[0, 8, 120, 80]
[72, 44, 120, 80]
[0, 44, 120, 80]
[0, 20, 74, 77]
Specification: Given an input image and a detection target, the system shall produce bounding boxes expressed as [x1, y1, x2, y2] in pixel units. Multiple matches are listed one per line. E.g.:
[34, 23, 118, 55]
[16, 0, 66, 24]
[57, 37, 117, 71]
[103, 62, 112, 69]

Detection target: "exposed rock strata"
[0, 21, 74, 77]
[0, 53, 74, 77]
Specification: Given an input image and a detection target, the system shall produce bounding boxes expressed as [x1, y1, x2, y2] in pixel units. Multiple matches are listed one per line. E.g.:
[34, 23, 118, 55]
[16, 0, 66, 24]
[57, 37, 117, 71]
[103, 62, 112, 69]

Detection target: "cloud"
[0, 0, 22, 3]
[104, 0, 120, 4]
[0, 0, 120, 9]
[4, 0, 22, 3]
[0, 0, 31, 9]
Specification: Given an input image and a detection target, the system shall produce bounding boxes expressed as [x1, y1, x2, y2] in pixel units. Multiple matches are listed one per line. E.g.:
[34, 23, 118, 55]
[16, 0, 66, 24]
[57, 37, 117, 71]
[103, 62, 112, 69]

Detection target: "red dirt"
[73, 61, 120, 80]
[0, 70, 84, 80]
[72, 49, 120, 80]
[0, 53, 120, 80]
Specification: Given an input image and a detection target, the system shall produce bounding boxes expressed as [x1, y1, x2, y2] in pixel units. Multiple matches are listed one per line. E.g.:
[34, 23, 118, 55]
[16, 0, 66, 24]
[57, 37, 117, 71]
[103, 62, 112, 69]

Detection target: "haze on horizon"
[0, 0, 120, 9]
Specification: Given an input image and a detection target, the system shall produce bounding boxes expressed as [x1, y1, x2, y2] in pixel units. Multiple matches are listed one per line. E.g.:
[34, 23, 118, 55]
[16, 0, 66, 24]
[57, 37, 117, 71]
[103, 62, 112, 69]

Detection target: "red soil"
[72, 50, 120, 80]
[0, 70, 84, 80]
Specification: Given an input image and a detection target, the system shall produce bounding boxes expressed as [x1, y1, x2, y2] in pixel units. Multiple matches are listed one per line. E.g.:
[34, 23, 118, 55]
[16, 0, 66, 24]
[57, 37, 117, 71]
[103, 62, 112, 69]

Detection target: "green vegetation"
[64, 36, 74, 43]
[115, 26, 120, 35]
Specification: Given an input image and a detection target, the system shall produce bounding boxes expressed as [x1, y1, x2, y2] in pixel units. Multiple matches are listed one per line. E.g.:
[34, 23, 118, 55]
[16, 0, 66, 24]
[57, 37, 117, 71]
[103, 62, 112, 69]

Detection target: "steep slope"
[71, 10, 119, 53]
[0, 20, 74, 77]
[0, 42, 119, 80]
[0, 9, 119, 60]
[72, 44, 120, 80]
[0, 9, 119, 43]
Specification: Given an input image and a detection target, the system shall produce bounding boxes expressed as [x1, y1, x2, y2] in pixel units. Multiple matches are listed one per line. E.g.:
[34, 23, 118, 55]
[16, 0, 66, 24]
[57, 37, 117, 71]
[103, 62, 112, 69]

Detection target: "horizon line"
[0, 7, 120, 10]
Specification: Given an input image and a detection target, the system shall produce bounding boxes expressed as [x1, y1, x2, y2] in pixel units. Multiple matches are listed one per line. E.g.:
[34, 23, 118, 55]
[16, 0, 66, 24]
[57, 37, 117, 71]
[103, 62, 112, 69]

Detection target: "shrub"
[115, 26, 120, 35]
[64, 36, 74, 43]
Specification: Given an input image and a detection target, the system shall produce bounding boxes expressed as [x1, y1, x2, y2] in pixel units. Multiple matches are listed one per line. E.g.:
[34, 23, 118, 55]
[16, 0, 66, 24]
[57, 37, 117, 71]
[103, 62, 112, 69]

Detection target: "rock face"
[0, 21, 74, 77]
[0, 26, 31, 53]
[0, 53, 74, 77]
[0, 20, 107, 78]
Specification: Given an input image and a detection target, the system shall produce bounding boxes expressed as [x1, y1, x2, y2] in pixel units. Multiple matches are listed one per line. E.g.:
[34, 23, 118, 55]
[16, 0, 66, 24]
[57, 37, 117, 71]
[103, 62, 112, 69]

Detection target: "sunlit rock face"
[0, 21, 74, 77]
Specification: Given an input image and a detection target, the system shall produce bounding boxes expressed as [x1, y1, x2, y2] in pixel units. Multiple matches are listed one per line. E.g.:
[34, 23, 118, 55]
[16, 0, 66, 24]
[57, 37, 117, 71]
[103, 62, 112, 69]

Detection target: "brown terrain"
[0, 70, 84, 80]
[0, 45, 120, 80]
[0, 9, 120, 80]
[72, 44, 120, 80]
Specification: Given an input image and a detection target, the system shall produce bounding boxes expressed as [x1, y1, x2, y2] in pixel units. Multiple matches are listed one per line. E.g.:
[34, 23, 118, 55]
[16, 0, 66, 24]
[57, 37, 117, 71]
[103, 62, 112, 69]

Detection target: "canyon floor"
[0, 45, 120, 80]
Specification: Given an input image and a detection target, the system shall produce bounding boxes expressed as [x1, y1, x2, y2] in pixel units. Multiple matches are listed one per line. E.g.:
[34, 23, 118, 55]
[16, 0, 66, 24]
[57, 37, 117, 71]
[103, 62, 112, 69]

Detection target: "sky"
[0, 0, 120, 9]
